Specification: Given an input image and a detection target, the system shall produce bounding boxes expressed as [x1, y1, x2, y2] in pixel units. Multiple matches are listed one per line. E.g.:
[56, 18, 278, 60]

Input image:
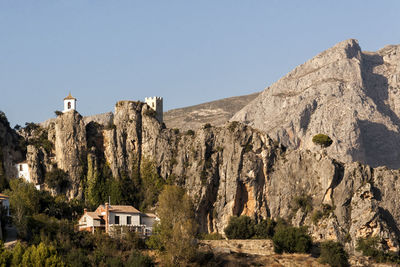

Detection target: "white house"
[15, 162, 40, 190]
[0, 193, 10, 216]
[78, 203, 158, 236]
[16, 161, 31, 183]
[63, 93, 77, 113]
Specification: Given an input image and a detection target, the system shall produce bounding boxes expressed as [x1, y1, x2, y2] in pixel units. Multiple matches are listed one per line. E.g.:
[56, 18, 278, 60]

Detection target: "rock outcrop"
[232, 39, 400, 169]
[17, 100, 400, 253]
[0, 112, 23, 180]
[54, 111, 87, 198]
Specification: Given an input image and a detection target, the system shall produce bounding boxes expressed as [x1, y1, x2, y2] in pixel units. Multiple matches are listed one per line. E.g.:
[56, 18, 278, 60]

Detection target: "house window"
[127, 216, 131, 225]
[115, 215, 120, 225]
[68, 102, 71, 109]
[19, 164, 23, 171]
[83, 216, 86, 223]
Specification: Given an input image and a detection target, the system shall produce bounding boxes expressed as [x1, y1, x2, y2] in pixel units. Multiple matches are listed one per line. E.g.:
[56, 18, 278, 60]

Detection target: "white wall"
[78, 214, 101, 230]
[109, 212, 141, 226]
[16, 163, 31, 183]
[63, 99, 76, 112]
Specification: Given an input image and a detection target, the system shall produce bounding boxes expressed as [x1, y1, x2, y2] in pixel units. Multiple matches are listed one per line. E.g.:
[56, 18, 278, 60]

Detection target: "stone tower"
[63, 93, 77, 113]
[145, 96, 163, 123]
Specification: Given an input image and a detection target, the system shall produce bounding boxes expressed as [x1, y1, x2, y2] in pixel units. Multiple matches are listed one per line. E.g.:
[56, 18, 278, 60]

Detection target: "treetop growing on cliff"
[312, 134, 333, 148]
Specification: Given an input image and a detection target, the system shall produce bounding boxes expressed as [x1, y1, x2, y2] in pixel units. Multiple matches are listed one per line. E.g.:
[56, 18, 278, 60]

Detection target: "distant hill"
[163, 92, 260, 131]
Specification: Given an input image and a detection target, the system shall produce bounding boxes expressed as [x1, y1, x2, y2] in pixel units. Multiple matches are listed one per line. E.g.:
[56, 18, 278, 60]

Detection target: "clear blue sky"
[1, 1, 399, 127]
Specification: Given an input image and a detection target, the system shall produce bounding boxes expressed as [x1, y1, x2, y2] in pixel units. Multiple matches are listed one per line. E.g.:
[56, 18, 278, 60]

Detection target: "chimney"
[105, 202, 109, 234]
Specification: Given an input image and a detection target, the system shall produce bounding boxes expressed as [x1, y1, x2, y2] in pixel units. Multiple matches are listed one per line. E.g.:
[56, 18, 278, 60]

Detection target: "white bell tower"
[63, 93, 77, 113]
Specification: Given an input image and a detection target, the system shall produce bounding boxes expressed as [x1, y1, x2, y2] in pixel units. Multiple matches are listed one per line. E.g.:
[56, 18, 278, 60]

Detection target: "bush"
[173, 128, 180, 134]
[312, 204, 334, 225]
[356, 237, 400, 263]
[45, 168, 69, 191]
[312, 134, 333, 148]
[224, 216, 255, 239]
[144, 108, 157, 118]
[228, 121, 239, 132]
[54, 111, 63, 116]
[254, 218, 276, 239]
[319, 241, 349, 267]
[292, 194, 313, 213]
[200, 232, 223, 240]
[272, 225, 312, 254]
[203, 123, 212, 129]
[185, 130, 195, 136]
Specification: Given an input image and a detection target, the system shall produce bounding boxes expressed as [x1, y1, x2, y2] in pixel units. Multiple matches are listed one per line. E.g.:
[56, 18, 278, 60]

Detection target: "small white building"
[63, 93, 77, 113]
[15, 162, 41, 190]
[16, 161, 31, 183]
[0, 193, 10, 216]
[78, 203, 159, 236]
[145, 96, 163, 123]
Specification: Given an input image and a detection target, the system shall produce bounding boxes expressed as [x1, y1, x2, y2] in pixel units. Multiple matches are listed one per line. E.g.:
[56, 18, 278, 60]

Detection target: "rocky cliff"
[232, 39, 400, 169]
[0, 112, 23, 183]
[20, 100, 400, 253]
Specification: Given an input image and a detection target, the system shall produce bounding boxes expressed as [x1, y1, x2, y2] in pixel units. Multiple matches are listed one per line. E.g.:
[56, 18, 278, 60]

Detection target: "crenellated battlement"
[145, 96, 163, 123]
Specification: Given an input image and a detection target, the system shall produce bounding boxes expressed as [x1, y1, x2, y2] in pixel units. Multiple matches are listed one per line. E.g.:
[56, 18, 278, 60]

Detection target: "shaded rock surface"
[232, 39, 400, 169]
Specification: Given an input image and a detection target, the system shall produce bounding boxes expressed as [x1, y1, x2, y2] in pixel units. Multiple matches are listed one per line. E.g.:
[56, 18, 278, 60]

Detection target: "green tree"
[254, 218, 276, 239]
[224, 216, 255, 239]
[312, 134, 333, 148]
[45, 168, 69, 192]
[319, 241, 349, 267]
[139, 157, 164, 211]
[4, 179, 40, 239]
[147, 185, 197, 266]
[272, 225, 312, 254]
[21, 242, 65, 267]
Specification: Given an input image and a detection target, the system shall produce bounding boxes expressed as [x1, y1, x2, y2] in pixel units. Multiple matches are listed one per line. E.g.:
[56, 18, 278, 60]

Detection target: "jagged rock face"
[73, 102, 400, 252]
[232, 39, 400, 169]
[0, 113, 23, 179]
[54, 111, 87, 198]
[26, 145, 53, 185]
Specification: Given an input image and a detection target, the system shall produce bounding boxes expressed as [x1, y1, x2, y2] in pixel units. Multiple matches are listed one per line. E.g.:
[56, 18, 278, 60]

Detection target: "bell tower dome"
[63, 93, 77, 113]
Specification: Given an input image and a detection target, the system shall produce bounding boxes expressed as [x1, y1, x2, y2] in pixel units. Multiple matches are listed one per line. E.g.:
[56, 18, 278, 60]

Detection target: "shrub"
[173, 128, 180, 134]
[200, 232, 223, 240]
[144, 108, 157, 118]
[356, 237, 400, 263]
[312, 204, 334, 225]
[254, 218, 276, 239]
[185, 130, 195, 136]
[312, 134, 333, 148]
[228, 121, 239, 132]
[272, 225, 312, 254]
[292, 194, 313, 213]
[54, 111, 63, 116]
[224, 216, 255, 239]
[319, 241, 349, 267]
[45, 168, 69, 191]
[203, 123, 212, 129]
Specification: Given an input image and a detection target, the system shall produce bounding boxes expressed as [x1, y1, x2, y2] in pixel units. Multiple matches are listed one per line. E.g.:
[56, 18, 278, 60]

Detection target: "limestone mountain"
[12, 101, 400, 253]
[163, 92, 260, 131]
[232, 39, 400, 169]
